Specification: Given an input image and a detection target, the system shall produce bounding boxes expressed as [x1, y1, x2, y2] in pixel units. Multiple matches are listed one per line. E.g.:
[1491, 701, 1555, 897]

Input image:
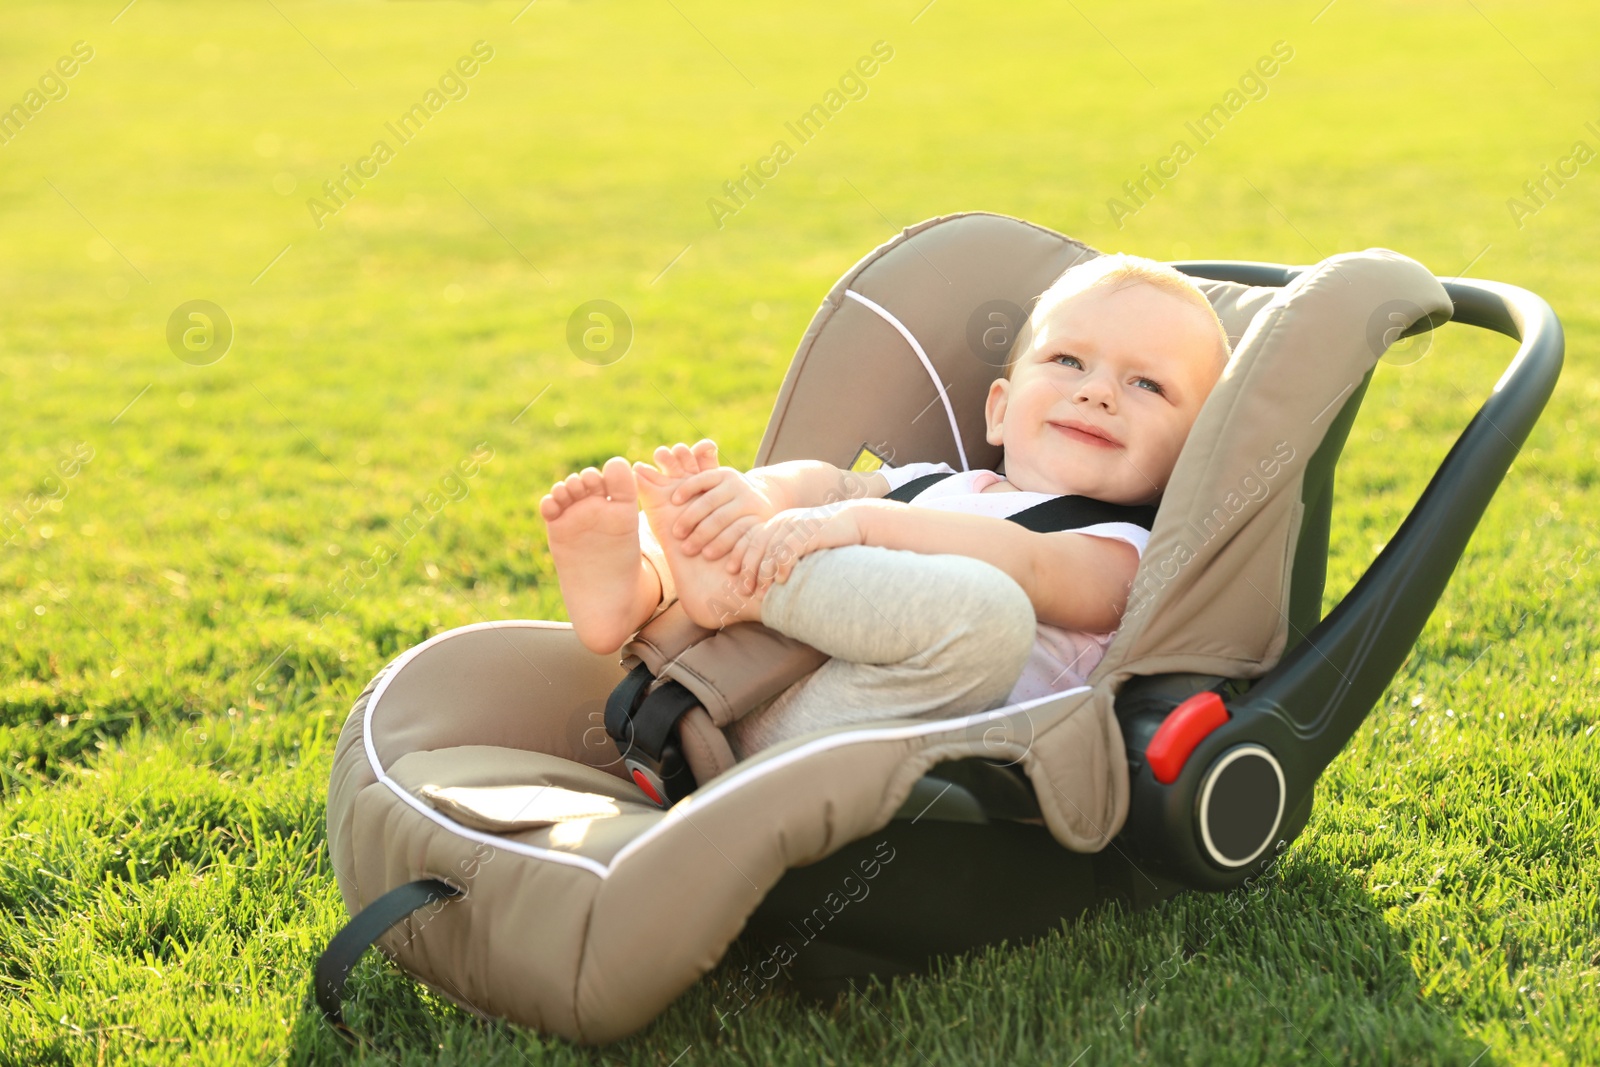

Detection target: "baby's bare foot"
[539, 456, 656, 655]
[634, 455, 765, 631]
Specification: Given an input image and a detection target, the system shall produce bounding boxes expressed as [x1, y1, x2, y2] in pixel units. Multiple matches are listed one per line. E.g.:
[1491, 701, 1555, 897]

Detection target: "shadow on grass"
[279, 848, 1494, 1066]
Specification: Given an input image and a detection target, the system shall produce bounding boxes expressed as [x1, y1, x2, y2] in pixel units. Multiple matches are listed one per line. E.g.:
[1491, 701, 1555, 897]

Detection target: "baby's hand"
[727, 503, 866, 595]
[662, 442, 783, 560]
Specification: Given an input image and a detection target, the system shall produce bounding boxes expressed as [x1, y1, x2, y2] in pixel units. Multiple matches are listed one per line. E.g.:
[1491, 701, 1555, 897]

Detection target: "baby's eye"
[1134, 377, 1165, 395]
[1052, 354, 1083, 369]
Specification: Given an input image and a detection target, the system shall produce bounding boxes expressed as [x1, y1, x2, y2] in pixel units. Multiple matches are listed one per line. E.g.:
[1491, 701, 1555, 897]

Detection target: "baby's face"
[984, 281, 1226, 506]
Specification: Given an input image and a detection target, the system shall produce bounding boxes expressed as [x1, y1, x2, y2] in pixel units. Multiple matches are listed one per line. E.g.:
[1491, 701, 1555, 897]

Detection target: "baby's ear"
[983, 378, 1009, 447]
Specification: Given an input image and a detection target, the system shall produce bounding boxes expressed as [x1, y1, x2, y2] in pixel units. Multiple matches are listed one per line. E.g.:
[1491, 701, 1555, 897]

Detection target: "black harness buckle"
[604, 662, 700, 808]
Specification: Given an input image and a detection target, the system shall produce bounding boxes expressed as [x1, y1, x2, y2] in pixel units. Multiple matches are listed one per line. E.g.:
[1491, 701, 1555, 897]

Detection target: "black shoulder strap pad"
[1007, 495, 1158, 533]
[879, 470, 1158, 533]
[882, 471, 952, 503]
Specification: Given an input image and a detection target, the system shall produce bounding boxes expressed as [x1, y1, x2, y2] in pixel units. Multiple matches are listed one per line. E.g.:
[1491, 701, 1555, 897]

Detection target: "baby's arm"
[853, 507, 1139, 631]
[748, 460, 891, 511]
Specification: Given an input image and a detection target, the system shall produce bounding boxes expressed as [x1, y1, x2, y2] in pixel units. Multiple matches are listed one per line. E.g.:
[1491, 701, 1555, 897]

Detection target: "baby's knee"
[940, 557, 1036, 675]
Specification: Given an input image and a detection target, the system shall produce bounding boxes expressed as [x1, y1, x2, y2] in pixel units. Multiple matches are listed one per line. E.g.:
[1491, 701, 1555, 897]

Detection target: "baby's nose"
[1074, 375, 1116, 406]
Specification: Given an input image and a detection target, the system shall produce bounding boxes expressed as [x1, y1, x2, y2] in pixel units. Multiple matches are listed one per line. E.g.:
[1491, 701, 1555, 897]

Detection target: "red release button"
[1146, 691, 1230, 784]
[631, 768, 665, 806]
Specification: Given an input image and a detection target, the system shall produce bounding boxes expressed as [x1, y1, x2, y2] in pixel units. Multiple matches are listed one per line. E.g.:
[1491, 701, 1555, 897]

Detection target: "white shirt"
[876, 462, 1149, 704]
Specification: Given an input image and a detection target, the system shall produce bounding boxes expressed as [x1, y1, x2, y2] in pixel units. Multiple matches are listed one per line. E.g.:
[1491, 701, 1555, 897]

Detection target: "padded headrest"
[755, 211, 1277, 474]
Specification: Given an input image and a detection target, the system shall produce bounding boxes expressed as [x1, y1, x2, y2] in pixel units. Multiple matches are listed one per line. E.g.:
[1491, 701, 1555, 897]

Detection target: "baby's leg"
[725, 545, 1037, 759]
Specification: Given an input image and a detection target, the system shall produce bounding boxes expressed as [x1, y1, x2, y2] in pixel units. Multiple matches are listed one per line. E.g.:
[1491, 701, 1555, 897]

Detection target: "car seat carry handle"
[314, 878, 462, 1033]
[1234, 274, 1561, 765]
[1130, 267, 1564, 891]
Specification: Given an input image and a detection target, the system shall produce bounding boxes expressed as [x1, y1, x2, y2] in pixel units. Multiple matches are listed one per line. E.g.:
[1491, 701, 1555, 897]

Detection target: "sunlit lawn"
[1, 0, 1596, 1063]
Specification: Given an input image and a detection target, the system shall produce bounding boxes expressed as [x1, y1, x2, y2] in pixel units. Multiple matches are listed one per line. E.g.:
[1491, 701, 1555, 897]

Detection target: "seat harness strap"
[605, 661, 699, 804]
[314, 878, 462, 1033]
[884, 471, 1159, 532]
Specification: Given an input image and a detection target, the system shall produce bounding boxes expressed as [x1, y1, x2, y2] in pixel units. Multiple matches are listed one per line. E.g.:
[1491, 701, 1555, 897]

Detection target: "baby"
[540, 254, 1230, 761]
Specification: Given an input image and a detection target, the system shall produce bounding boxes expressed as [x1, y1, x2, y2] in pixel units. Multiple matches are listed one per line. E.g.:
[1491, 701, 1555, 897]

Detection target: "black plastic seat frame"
[741, 262, 1564, 997]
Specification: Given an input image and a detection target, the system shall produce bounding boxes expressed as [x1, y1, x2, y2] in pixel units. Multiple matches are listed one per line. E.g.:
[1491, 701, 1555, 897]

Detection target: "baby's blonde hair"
[1003, 253, 1231, 378]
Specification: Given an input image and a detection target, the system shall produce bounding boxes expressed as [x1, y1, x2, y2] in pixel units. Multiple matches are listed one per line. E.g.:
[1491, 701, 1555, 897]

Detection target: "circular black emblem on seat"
[1198, 744, 1285, 868]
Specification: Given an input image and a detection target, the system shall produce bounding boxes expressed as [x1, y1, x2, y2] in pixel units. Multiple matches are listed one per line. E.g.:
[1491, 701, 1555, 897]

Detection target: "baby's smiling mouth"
[1049, 419, 1122, 448]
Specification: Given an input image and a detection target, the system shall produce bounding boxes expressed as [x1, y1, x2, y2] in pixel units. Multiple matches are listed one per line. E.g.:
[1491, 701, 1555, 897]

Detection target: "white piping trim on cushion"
[362, 620, 613, 879]
[605, 682, 1087, 870]
[363, 621, 1087, 880]
[844, 288, 969, 471]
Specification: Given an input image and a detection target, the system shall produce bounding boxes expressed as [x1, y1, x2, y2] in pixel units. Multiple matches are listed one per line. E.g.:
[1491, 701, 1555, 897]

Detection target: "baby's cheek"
[1145, 431, 1186, 481]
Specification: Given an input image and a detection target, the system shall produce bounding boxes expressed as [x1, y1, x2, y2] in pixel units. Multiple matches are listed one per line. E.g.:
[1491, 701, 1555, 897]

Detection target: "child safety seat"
[318, 211, 1562, 1044]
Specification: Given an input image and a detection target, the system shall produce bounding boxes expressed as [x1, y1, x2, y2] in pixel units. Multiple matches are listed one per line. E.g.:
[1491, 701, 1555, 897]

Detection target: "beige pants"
[716, 544, 1037, 759]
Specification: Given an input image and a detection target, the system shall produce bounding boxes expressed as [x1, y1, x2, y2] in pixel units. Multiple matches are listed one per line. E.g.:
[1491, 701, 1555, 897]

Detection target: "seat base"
[739, 798, 1185, 1002]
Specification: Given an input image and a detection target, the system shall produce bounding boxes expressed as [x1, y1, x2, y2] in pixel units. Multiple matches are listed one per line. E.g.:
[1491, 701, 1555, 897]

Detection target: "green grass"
[2, 0, 1597, 1062]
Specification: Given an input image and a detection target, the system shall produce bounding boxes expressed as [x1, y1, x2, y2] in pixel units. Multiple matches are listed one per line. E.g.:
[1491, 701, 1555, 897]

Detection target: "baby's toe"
[669, 442, 696, 475]
[601, 456, 636, 502]
[652, 445, 684, 479]
[691, 439, 720, 472]
[632, 461, 670, 499]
